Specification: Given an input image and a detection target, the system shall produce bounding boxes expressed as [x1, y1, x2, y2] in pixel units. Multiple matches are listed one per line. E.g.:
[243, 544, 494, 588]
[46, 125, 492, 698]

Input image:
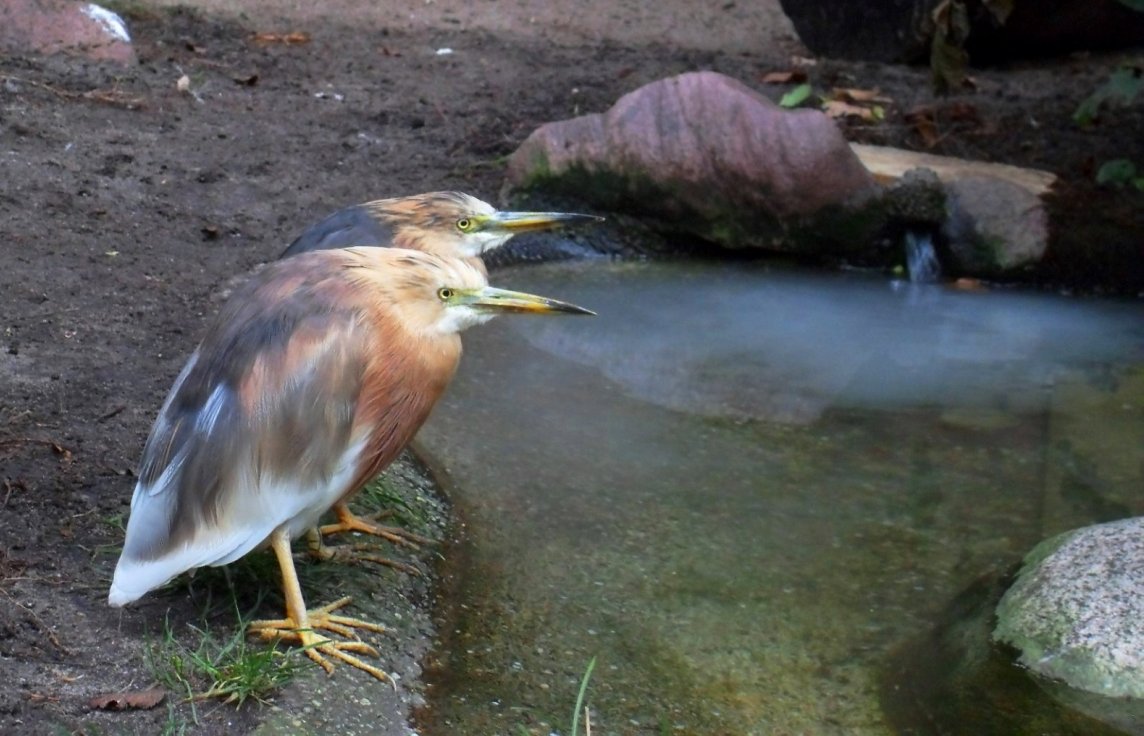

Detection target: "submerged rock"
[504, 71, 883, 256]
[994, 517, 1144, 699]
[884, 572, 1144, 736]
[0, 0, 134, 64]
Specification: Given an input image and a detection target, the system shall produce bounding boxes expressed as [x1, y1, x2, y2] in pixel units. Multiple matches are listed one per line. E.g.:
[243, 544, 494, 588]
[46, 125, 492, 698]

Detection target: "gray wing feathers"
[279, 205, 396, 258]
[110, 296, 369, 606]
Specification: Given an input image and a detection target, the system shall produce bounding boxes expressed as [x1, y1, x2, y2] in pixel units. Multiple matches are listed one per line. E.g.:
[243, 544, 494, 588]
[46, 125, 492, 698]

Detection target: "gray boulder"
[942, 175, 1049, 275]
[503, 71, 883, 255]
[994, 516, 1144, 699]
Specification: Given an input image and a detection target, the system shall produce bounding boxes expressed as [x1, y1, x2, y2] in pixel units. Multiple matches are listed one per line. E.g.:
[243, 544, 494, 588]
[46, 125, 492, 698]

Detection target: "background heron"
[109, 247, 594, 681]
[280, 191, 601, 270]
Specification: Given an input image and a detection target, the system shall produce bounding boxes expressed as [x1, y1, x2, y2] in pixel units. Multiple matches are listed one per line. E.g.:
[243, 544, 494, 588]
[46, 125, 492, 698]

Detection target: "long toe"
[320, 506, 436, 549]
[311, 542, 423, 576]
[248, 597, 388, 675]
[311, 641, 392, 684]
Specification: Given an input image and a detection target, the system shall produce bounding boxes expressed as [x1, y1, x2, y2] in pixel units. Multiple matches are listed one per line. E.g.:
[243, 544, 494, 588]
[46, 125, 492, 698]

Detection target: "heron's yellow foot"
[318, 502, 435, 549]
[248, 597, 391, 683]
[305, 529, 421, 576]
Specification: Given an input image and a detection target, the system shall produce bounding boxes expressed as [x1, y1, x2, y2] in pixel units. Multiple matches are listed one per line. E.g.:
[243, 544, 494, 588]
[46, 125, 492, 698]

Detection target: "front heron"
[278, 192, 601, 571]
[109, 247, 594, 681]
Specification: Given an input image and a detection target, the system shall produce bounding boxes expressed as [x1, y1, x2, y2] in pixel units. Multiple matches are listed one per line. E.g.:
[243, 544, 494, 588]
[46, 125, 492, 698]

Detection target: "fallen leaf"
[905, 108, 941, 147]
[831, 87, 892, 105]
[88, 687, 166, 711]
[760, 70, 807, 85]
[233, 73, 260, 87]
[251, 31, 311, 45]
[915, 119, 941, 147]
[822, 99, 879, 121]
[953, 278, 987, 292]
[946, 101, 980, 123]
[982, 0, 1014, 24]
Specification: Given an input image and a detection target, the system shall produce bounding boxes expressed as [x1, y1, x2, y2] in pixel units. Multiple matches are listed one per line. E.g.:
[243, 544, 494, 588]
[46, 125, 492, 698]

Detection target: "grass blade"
[570, 656, 597, 736]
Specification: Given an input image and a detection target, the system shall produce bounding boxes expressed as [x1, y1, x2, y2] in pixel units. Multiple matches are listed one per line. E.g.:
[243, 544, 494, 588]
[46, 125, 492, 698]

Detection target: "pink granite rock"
[504, 71, 882, 252]
[0, 0, 134, 64]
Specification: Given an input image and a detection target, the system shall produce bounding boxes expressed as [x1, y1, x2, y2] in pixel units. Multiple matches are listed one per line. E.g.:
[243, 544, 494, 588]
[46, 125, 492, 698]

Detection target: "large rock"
[0, 0, 134, 64]
[994, 517, 1144, 699]
[503, 71, 883, 255]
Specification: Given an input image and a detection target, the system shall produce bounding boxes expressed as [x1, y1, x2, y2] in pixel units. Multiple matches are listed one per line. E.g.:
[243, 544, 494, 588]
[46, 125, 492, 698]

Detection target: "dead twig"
[2, 478, 23, 508]
[0, 438, 72, 462]
[1, 75, 145, 109]
[98, 405, 126, 422]
[0, 588, 70, 654]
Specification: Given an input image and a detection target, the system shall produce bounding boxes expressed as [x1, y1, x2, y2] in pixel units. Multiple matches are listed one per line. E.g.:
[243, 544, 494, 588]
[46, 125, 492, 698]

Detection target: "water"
[904, 231, 941, 283]
[414, 260, 1144, 735]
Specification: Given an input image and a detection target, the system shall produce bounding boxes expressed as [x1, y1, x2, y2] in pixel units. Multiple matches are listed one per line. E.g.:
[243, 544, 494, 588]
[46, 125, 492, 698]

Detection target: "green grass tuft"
[146, 605, 302, 714]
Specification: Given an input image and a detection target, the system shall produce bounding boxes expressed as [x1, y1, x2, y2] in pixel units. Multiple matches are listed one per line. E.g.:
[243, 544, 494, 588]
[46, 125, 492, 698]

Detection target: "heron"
[278, 192, 601, 571]
[280, 191, 602, 270]
[109, 247, 594, 681]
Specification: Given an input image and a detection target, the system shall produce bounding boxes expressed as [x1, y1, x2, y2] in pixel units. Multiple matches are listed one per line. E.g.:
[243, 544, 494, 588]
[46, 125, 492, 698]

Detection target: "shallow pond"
[414, 260, 1144, 735]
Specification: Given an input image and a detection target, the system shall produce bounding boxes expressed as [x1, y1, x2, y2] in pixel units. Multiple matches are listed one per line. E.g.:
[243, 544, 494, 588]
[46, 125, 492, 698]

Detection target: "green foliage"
[1117, 0, 1144, 10]
[146, 608, 301, 715]
[357, 473, 424, 530]
[1074, 66, 1144, 126]
[1096, 159, 1144, 190]
[779, 83, 813, 108]
[927, 0, 1014, 94]
[930, 0, 971, 95]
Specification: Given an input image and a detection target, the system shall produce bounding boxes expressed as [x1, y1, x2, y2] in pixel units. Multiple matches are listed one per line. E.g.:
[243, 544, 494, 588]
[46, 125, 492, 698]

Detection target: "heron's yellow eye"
[437, 287, 454, 301]
[456, 218, 474, 232]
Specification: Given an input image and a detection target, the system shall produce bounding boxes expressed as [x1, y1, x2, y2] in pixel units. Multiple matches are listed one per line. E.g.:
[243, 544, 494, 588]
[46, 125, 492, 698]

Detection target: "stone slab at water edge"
[993, 516, 1144, 699]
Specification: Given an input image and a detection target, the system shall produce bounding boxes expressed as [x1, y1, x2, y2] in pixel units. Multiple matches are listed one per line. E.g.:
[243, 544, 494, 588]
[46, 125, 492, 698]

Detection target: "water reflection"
[415, 261, 1144, 735]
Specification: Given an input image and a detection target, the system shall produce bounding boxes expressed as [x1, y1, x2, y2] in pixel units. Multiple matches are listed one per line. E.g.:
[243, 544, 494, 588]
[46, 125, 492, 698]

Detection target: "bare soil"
[0, 2, 1141, 734]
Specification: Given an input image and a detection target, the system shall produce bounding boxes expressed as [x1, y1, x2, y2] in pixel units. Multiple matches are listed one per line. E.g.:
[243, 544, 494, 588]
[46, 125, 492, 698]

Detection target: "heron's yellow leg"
[304, 528, 421, 576]
[318, 502, 435, 548]
[248, 528, 391, 683]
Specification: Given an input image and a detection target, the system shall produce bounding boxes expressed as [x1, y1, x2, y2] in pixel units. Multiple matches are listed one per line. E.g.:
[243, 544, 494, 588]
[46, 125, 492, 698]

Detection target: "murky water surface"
[415, 261, 1144, 735]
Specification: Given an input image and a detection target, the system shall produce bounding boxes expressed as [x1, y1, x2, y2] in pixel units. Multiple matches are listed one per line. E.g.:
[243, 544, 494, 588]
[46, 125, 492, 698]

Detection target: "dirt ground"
[0, 1, 1141, 734]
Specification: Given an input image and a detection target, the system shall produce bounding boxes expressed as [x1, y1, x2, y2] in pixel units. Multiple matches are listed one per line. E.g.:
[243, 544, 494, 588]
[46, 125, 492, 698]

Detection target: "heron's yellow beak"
[463, 286, 595, 316]
[482, 210, 604, 233]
